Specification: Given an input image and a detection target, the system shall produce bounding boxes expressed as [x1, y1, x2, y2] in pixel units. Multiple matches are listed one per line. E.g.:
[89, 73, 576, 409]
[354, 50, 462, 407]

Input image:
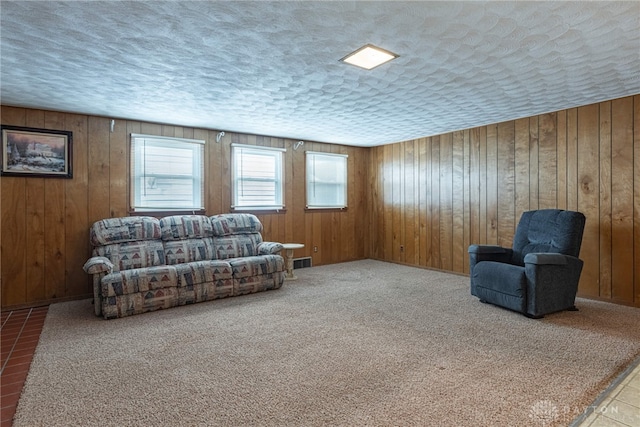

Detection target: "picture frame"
[1, 125, 73, 178]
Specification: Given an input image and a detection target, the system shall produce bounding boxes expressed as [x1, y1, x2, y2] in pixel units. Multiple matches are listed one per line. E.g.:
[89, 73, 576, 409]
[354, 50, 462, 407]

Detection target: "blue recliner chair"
[468, 209, 586, 318]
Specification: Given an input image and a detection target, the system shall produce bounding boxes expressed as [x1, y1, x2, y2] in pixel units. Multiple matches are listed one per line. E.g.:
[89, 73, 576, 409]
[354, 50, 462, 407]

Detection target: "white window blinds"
[130, 134, 204, 212]
[232, 144, 285, 210]
[306, 151, 348, 209]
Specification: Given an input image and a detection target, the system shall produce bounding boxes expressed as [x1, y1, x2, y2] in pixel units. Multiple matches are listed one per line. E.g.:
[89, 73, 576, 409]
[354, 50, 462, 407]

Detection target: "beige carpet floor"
[13, 260, 640, 427]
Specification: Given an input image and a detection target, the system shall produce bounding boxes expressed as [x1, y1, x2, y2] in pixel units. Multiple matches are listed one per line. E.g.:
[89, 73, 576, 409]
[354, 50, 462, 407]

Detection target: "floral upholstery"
[160, 215, 213, 240]
[229, 255, 284, 279]
[85, 214, 285, 319]
[91, 216, 161, 245]
[101, 266, 179, 297]
[210, 213, 262, 235]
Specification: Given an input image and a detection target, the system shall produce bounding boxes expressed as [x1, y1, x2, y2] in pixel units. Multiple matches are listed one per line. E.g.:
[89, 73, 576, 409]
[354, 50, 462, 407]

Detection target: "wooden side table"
[281, 243, 304, 280]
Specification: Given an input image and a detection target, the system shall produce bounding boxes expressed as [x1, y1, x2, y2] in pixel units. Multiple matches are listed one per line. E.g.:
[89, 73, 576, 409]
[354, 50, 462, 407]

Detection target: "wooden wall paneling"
[497, 121, 515, 248]
[514, 118, 530, 224]
[439, 133, 453, 270]
[220, 133, 232, 214]
[25, 178, 45, 302]
[1, 176, 26, 306]
[162, 125, 176, 138]
[275, 139, 287, 246]
[64, 113, 90, 297]
[404, 140, 416, 264]
[418, 138, 429, 266]
[610, 97, 634, 302]
[430, 136, 441, 269]
[43, 111, 67, 300]
[369, 147, 380, 259]
[391, 143, 402, 262]
[478, 127, 487, 245]
[557, 111, 568, 210]
[349, 145, 361, 260]
[486, 125, 498, 245]
[87, 116, 111, 223]
[634, 95, 640, 306]
[598, 101, 613, 299]
[576, 104, 600, 297]
[23, 110, 46, 303]
[291, 139, 306, 253]
[109, 119, 127, 217]
[538, 113, 558, 209]
[206, 130, 220, 213]
[413, 139, 421, 265]
[330, 144, 343, 263]
[0, 107, 25, 306]
[383, 143, 393, 261]
[452, 131, 465, 273]
[124, 121, 141, 215]
[566, 108, 579, 212]
[528, 116, 539, 210]
[462, 130, 471, 273]
[300, 142, 320, 265]
[311, 143, 324, 265]
[468, 129, 481, 248]
[362, 147, 371, 259]
[192, 128, 209, 213]
[4, 96, 639, 308]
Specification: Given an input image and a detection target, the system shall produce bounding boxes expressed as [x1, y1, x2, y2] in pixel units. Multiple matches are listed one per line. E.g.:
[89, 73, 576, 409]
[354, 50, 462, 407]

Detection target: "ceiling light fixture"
[340, 44, 399, 70]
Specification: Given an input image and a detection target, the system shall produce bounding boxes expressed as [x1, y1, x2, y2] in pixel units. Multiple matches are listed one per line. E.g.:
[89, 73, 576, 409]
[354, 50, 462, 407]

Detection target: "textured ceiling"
[1, 1, 639, 147]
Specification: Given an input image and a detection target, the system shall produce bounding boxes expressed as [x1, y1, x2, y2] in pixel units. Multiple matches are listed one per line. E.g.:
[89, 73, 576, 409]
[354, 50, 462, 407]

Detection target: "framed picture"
[1, 125, 73, 178]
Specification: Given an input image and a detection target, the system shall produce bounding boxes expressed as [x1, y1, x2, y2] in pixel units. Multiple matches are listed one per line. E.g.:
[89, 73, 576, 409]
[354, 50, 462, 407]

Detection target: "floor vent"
[293, 257, 312, 269]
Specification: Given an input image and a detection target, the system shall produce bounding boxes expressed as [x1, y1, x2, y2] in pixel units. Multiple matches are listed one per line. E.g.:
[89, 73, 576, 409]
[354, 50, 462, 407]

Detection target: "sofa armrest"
[258, 242, 283, 255]
[83, 256, 114, 275]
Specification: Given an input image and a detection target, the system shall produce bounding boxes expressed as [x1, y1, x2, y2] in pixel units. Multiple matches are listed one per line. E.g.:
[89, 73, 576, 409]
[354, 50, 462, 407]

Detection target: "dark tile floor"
[1, 306, 48, 427]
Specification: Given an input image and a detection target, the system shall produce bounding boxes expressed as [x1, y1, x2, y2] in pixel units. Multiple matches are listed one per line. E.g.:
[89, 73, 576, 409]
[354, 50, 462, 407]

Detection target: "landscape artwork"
[1, 125, 72, 178]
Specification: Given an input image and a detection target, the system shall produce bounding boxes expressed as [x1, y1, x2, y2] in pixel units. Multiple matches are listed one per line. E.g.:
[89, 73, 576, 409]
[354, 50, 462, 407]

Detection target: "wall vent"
[293, 257, 312, 269]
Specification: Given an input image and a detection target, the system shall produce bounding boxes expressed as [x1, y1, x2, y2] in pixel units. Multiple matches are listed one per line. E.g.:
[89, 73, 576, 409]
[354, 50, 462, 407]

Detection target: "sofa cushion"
[160, 215, 213, 240]
[229, 255, 284, 279]
[212, 234, 262, 259]
[93, 240, 165, 272]
[174, 260, 233, 286]
[164, 238, 215, 264]
[210, 213, 263, 236]
[101, 265, 178, 297]
[91, 216, 161, 246]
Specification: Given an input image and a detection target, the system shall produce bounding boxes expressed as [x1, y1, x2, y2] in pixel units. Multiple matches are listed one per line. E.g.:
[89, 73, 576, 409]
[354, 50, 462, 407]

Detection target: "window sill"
[129, 209, 207, 218]
[230, 207, 288, 215]
[304, 207, 349, 213]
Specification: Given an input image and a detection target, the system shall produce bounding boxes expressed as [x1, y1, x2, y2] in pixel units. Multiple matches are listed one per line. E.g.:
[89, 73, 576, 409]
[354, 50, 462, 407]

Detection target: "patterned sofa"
[83, 213, 285, 319]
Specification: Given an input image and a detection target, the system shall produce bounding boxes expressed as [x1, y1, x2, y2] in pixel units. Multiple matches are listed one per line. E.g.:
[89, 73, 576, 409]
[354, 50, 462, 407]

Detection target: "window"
[306, 151, 348, 209]
[232, 144, 285, 210]
[130, 134, 204, 212]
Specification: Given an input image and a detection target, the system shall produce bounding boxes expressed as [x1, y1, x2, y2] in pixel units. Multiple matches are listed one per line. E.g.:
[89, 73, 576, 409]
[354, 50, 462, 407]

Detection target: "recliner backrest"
[210, 213, 264, 259]
[511, 209, 586, 266]
[90, 216, 165, 271]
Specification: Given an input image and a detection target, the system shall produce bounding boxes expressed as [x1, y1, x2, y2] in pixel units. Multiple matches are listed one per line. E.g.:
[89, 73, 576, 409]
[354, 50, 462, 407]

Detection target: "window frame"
[305, 151, 348, 210]
[129, 133, 205, 214]
[231, 143, 286, 211]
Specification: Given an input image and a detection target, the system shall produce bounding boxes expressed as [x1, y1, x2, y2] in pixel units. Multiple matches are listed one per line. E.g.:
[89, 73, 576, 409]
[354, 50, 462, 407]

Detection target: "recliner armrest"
[83, 256, 114, 275]
[258, 242, 284, 255]
[524, 253, 570, 265]
[468, 245, 513, 277]
[468, 245, 507, 254]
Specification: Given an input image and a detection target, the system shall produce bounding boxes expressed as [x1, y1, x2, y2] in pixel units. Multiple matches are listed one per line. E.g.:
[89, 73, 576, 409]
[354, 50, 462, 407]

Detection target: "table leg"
[285, 248, 296, 280]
